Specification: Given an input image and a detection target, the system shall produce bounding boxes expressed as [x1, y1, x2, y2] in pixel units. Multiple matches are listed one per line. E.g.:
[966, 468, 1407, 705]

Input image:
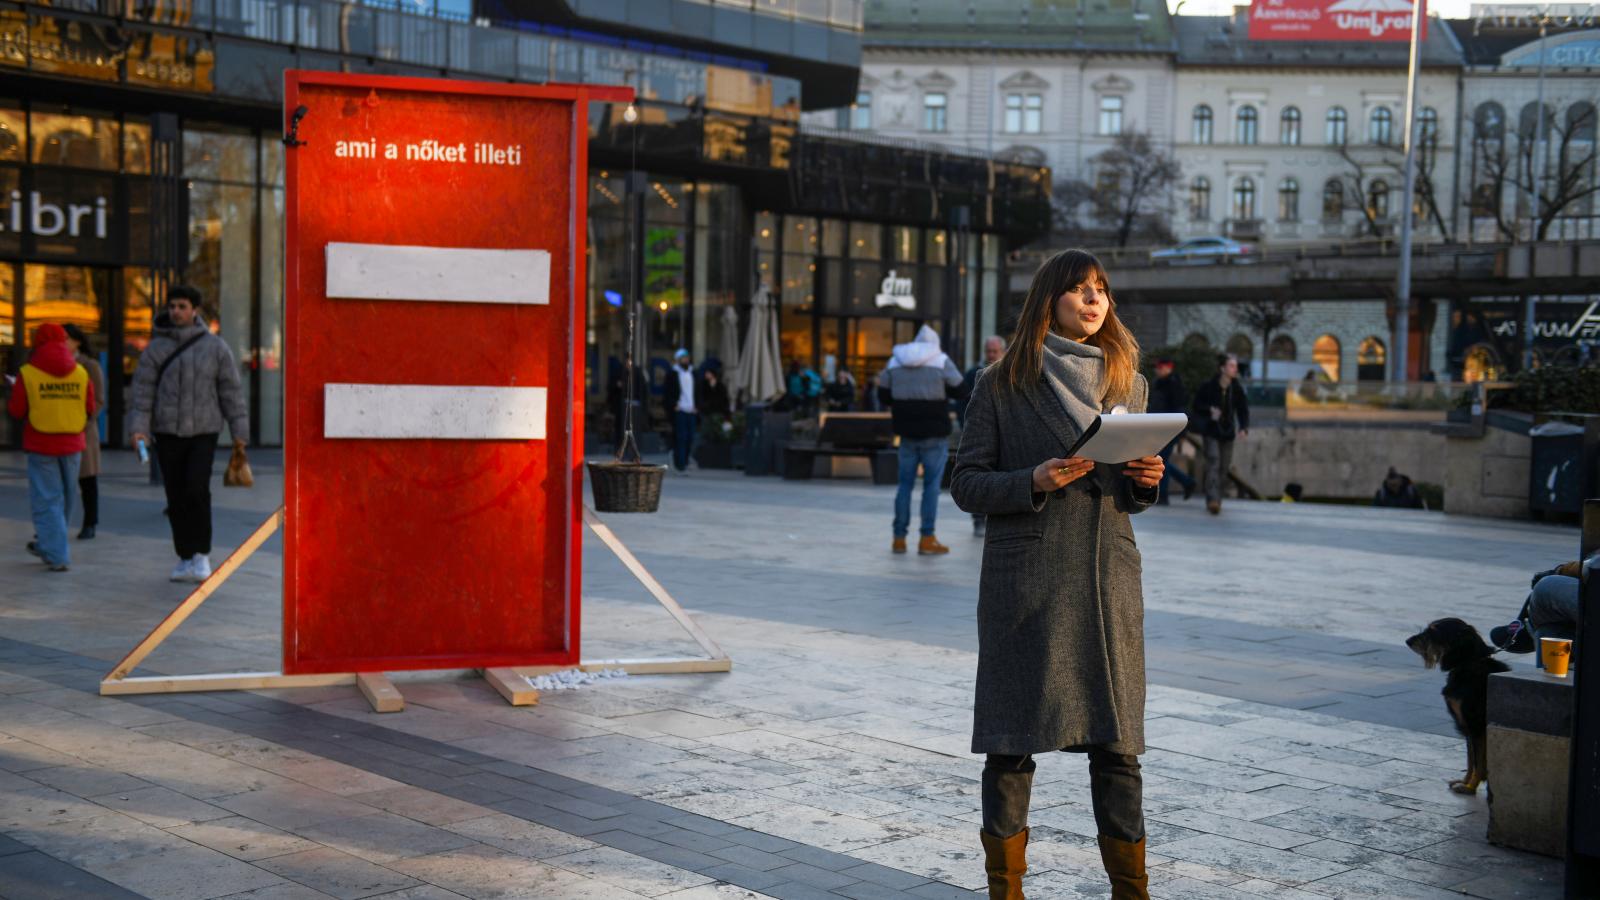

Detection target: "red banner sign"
[1248, 0, 1427, 42]
[282, 72, 630, 674]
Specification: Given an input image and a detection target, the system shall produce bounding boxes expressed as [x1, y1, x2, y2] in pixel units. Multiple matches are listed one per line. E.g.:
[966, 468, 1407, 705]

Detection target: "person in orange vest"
[7, 323, 95, 571]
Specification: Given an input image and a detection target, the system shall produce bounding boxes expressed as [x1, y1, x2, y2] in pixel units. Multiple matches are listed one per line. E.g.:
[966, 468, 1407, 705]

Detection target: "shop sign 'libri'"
[1248, 0, 1427, 41]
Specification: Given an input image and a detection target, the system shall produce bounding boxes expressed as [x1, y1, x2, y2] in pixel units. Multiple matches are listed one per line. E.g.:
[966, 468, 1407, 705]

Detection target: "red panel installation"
[282, 72, 630, 674]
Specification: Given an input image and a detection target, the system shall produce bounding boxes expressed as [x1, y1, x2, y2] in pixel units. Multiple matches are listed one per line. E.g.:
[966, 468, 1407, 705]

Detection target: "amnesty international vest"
[19, 363, 90, 434]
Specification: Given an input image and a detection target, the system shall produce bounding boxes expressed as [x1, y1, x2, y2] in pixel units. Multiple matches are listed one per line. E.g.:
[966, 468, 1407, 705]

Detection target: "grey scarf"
[1041, 331, 1108, 433]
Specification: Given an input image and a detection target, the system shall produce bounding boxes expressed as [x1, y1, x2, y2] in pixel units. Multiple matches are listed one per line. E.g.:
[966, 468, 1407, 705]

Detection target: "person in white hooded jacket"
[878, 325, 964, 555]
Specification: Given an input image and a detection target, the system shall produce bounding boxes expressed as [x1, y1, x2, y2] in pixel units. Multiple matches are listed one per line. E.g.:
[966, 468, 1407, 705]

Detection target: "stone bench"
[1487, 668, 1574, 858]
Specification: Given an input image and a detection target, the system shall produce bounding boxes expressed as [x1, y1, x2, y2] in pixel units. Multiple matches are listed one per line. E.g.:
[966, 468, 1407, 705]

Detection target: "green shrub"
[1487, 365, 1600, 414]
[1142, 342, 1219, 398]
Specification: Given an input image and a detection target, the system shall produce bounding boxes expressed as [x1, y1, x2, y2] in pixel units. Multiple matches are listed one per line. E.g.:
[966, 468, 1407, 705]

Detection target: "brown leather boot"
[1097, 834, 1148, 900]
[918, 535, 950, 555]
[892, 537, 907, 554]
[979, 828, 1027, 899]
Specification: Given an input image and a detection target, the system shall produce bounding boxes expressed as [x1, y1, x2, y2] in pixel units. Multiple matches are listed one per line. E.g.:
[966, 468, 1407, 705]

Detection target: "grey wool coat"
[951, 366, 1157, 757]
[128, 319, 249, 442]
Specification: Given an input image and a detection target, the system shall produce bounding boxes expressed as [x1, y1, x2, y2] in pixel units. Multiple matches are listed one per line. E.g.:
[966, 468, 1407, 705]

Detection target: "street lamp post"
[1392, 0, 1425, 383]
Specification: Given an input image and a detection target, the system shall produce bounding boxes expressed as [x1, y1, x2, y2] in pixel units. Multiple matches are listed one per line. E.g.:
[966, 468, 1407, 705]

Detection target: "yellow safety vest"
[20, 363, 90, 435]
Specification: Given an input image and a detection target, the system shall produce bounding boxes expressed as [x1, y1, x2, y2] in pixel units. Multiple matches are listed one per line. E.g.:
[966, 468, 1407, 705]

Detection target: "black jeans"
[78, 476, 98, 528]
[155, 433, 219, 559]
[983, 747, 1143, 843]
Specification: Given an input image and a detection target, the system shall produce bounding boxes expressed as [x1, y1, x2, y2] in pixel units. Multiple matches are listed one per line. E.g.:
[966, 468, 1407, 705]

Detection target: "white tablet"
[1066, 413, 1190, 464]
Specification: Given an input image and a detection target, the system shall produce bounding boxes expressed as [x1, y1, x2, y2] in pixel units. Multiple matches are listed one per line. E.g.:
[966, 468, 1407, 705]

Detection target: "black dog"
[1405, 618, 1510, 794]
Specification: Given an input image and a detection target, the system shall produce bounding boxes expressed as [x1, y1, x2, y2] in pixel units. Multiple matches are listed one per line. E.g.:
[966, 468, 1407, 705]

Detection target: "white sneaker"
[189, 555, 212, 582]
[170, 558, 193, 582]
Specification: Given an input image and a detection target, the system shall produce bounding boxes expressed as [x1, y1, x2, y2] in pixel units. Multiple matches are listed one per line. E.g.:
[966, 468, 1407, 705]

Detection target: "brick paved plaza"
[0, 451, 1582, 899]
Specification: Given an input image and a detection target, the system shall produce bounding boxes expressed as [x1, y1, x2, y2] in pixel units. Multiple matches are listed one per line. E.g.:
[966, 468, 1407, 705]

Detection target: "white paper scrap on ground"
[325, 242, 550, 305]
[324, 384, 547, 440]
[522, 668, 628, 691]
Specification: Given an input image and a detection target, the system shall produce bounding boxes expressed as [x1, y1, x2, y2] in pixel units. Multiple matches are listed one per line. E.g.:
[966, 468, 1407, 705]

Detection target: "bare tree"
[1334, 139, 1451, 241]
[1050, 132, 1180, 247]
[1468, 99, 1599, 242]
[1230, 298, 1301, 378]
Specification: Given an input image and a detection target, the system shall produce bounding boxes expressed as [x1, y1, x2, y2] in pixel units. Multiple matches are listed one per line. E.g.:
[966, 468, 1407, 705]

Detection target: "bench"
[781, 413, 898, 483]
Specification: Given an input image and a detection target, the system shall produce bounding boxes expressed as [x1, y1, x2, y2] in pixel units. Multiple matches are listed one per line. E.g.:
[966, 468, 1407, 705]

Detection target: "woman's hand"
[1122, 455, 1164, 489]
[1033, 457, 1095, 492]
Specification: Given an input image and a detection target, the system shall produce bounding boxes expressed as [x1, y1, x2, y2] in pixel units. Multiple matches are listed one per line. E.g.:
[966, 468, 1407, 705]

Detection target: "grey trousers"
[982, 748, 1143, 842]
[1204, 436, 1234, 504]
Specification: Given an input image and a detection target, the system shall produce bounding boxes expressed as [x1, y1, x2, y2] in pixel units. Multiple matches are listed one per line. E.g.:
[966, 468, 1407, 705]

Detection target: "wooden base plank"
[357, 672, 404, 713]
[483, 667, 540, 706]
[100, 672, 355, 696]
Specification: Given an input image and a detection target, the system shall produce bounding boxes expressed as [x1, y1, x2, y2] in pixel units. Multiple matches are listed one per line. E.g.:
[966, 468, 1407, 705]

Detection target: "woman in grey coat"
[951, 250, 1163, 900]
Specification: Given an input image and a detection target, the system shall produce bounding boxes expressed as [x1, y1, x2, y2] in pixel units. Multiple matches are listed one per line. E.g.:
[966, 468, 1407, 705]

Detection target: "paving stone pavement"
[0, 449, 1580, 899]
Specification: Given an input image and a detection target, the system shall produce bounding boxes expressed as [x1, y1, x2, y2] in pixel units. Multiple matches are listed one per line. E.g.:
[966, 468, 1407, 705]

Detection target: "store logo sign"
[1492, 301, 1600, 341]
[1, 190, 110, 239]
[874, 269, 916, 311]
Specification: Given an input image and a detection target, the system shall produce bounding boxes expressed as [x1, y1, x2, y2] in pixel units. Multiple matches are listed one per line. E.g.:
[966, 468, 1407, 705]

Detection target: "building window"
[1326, 106, 1348, 145]
[851, 91, 871, 130]
[1357, 336, 1387, 381]
[923, 92, 947, 132]
[1190, 176, 1211, 221]
[1474, 102, 1506, 145]
[1322, 179, 1344, 220]
[1183, 332, 1212, 350]
[1193, 105, 1214, 144]
[1369, 107, 1394, 145]
[1368, 179, 1390, 219]
[1005, 92, 1043, 134]
[1280, 106, 1301, 145]
[1269, 334, 1297, 361]
[1226, 334, 1254, 369]
[1568, 102, 1597, 142]
[1278, 177, 1300, 221]
[1313, 334, 1342, 381]
[1236, 106, 1258, 145]
[1099, 95, 1123, 136]
[1232, 176, 1257, 220]
[1417, 106, 1438, 144]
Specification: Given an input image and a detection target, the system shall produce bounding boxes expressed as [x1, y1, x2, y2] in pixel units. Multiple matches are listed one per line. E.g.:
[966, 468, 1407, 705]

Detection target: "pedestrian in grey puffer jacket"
[128, 286, 250, 586]
[128, 318, 249, 441]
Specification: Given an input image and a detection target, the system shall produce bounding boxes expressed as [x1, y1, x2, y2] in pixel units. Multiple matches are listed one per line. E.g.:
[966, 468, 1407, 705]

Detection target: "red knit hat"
[34, 323, 67, 345]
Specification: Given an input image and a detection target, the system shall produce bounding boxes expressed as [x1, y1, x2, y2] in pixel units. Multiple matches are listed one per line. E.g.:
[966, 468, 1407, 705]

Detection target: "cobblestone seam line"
[0, 637, 978, 899]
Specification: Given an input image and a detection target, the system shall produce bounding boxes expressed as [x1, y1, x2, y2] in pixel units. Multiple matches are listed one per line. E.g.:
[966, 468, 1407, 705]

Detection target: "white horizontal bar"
[325, 243, 550, 305]
[324, 384, 547, 440]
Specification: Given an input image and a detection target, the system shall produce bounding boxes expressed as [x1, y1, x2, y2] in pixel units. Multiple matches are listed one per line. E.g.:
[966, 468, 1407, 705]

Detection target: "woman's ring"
[1059, 466, 1070, 474]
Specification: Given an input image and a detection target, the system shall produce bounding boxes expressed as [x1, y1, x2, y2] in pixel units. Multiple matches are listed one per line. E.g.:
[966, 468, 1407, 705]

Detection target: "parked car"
[1150, 236, 1256, 265]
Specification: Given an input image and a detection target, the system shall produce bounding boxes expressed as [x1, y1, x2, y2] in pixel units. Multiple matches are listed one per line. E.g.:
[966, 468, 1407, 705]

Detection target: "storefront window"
[0, 264, 14, 346]
[779, 215, 818, 367]
[186, 180, 256, 426]
[125, 116, 151, 174]
[123, 267, 155, 381]
[820, 218, 846, 257]
[23, 264, 105, 343]
[0, 168, 18, 258]
[0, 104, 23, 162]
[890, 225, 917, 263]
[694, 182, 742, 371]
[184, 126, 256, 183]
[260, 180, 285, 445]
[849, 221, 881, 259]
[924, 229, 948, 265]
[30, 108, 119, 170]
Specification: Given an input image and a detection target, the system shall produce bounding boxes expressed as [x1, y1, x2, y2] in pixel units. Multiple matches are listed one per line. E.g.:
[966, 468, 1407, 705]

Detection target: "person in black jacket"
[1149, 357, 1196, 505]
[1191, 353, 1249, 515]
[606, 355, 650, 452]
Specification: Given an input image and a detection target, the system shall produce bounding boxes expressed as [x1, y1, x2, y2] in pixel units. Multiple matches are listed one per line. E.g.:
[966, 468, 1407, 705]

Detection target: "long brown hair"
[993, 249, 1140, 403]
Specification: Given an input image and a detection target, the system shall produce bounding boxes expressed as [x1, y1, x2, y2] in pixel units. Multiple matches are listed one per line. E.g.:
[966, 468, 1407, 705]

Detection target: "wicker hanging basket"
[587, 461, 667, 513]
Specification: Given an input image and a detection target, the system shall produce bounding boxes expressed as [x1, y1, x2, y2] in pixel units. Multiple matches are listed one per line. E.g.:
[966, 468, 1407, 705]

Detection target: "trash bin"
[1528, 420, 1590, 518]
[743, 404, 791, 477]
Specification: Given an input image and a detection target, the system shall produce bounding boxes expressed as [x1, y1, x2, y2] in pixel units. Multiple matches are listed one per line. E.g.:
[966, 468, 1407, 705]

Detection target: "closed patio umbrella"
[735, 288, 785, 405]
[718, 305, 741, 386]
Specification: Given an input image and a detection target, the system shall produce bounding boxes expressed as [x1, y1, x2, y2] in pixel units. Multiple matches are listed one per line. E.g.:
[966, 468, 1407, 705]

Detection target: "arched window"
[1232, 176, 1257, 220]
[1313, 334, 1342, 381]
[1322, 179, 1344, 221]
[1519, 101, 1553, 140]
[1357, 336, 1386, 381]
[1417, 106, 1438, 144]
[1474, 101, 1505, 144]
[1326, 106, 1348, 145]
[1568, 102, 1597, 143]
[1182, 332, 1212, 350]
[1368, 180, 1390, 219]
[1193, 105, 1214, 144]
[1190, 176, 1211, 221]
[1236, 106, 1259, 145]
[1226, 334, 1254, 369]
[1369, 106, 1394, 145]
[1280, 106, 1302, 145]
[1278, 177, 1300, 221]
[1463, 344, 1503, 383]
[1269, 335, 1297, 361]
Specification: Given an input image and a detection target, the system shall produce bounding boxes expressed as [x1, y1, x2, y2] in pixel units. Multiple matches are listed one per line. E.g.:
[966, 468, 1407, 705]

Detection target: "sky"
[1166, 0, 1543, 18]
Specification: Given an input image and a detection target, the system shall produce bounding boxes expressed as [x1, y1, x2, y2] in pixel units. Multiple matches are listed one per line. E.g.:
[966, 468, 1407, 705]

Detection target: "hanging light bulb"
[622, 103, 638, 124]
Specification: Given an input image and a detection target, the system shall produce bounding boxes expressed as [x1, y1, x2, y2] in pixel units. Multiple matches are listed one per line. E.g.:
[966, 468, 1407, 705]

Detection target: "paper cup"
[1541, 637, 1573, 677]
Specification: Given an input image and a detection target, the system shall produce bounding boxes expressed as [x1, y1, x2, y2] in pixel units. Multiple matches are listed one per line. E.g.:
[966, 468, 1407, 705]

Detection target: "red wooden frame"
[282, 72, 632, 674]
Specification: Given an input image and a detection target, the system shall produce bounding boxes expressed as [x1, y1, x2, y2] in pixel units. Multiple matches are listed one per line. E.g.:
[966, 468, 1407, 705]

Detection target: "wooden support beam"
[583, 506, 729, 664]
[105, 509, 284, 684]
[483, 667, 540, 706]
[100, 672, 354, 696]
[357, 672, 404, 713]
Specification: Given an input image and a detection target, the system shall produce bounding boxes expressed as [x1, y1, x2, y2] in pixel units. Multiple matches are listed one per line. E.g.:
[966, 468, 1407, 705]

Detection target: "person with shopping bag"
[128, 285, 250, 584]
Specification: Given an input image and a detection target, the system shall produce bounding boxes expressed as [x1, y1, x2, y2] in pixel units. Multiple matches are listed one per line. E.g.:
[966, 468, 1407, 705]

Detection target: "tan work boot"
[918, 535, 950, 555]
[1206, 499, 1221, 515]
[1097, 834, 1149, 900]
[892, 537, 907, 554]
[980, 828, 1027, 899]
